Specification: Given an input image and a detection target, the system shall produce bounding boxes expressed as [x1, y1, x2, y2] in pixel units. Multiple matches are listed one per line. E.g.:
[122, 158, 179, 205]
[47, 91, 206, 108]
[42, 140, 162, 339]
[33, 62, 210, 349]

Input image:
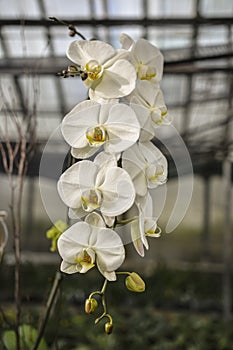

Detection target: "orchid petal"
[130, 101, 154, 141]
[119, 33, 134, 50]
[102, 214, 115, 227]
[131, 219, 145, 257]
[90, 59, 136, 99]
[58, 222, 91, 253]
[71, 145, 98, 159]
[132, 39, 164, 82]
[104, 103, 140, 153]
[122, 144, 148, 196]
[57, 161, 99, 208]
[98, 167, 135, 217]
[60, 261, 81, 274]
[94, 151, 118, 169]
[58, 221, 125, 280]
[67, 40, 116, 66]
[139, 142, 168, 180]
[61, 100, 100, 149]
[85, 212, 106, 228]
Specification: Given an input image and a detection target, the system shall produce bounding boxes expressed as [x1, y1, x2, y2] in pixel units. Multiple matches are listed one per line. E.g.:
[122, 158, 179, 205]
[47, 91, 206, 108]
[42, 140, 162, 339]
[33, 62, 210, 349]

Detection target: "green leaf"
[3, 324, 49, 350]
[2, 330, 15, 350]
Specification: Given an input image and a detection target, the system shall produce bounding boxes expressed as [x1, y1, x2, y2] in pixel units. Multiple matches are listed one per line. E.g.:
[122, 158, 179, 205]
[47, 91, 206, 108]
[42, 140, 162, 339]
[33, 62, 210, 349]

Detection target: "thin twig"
[49, 16, 86, 40]
[0, 74, 38, 350]
[32, 271, 63, 350]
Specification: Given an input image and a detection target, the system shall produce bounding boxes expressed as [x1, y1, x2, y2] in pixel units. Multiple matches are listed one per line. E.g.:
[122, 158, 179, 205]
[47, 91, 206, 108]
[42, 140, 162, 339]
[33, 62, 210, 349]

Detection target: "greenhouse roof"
[0, 0, 232, 177]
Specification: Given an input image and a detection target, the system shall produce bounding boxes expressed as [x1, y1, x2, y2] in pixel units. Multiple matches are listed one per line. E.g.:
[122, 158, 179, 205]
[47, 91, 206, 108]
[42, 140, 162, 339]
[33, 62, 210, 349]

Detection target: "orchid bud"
[69, 30, 76, 37]
[85, 298, 98, 314]
[105, 322, 113, 334]
[81, 72, 88, 81]
[67, 65, 79, 75]
[125, 272, 145, 293]
[46, 220, 68, 252]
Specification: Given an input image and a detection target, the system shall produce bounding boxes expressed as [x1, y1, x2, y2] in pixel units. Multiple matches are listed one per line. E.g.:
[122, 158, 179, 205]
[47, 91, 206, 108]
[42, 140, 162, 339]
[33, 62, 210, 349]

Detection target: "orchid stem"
[114, 217, 138, 226]
[116, 271, 131, 276]
[49, 17, 86, 40]
[101, 278, 108, 294]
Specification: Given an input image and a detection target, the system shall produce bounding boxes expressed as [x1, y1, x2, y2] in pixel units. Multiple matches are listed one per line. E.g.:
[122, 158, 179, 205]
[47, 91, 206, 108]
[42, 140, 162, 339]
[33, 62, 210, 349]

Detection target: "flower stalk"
[49, 17, 86, 40]
[51, 26, 169, 335]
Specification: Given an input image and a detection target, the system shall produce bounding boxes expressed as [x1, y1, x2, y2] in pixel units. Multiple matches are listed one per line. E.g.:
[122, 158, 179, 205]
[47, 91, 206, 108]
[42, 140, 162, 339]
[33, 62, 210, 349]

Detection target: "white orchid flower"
[61, 100, 140, 159]
[131, 194, 161, 257]
[57, 158, 135, 221]
[130, 81, 171, 132]
[122, 141, 167, 197]
[57, 213, 125, 281]
[66, 39, 136, 100]
[120, 33, 164, 83]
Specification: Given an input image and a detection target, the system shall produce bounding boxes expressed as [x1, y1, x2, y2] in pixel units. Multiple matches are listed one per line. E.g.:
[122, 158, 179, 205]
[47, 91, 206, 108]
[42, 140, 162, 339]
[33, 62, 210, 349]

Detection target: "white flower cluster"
[57, 33, 170, 282]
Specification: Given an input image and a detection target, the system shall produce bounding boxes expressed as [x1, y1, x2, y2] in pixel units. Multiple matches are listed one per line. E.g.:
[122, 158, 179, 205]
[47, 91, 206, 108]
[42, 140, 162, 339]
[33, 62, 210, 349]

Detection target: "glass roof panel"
[189, 100, 228, 130]
[50, 27, 79, 55]
[2, 27, 49, 58]
[0, 0, 40, 18]
[201, 0, 233, 16]
[161, 75, 188, 106]
[192, 73, 229, 102]
[0, 0, 232, 166]
[109, 27, 143, 47]
[148, 26, 193, 49]
[148, 0, 195, 18]
[93, 0, 107, 19]
[167, 107, 184, 131]
[37, 113, 63, 139]
[0, 75, 20, 108]
[61, 78, 88, 108]
[197, 26, 229, 46]
[36, 76, 60, 112]
[107, 0, 143, 18]
[44, 0, 90, 19]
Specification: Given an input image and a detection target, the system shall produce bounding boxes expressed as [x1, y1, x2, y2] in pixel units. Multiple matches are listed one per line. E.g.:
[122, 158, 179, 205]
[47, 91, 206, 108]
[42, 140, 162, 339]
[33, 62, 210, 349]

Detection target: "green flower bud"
[85, 298, 98, 314]
[105, 322, 113, 334]
[46, 220, 68, 252]
[125, 272, 145, 293]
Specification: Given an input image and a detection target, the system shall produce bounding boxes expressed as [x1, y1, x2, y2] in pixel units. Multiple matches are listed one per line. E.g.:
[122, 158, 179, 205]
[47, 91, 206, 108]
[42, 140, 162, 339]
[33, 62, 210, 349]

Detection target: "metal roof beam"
[0, 17, 232, 27]
[0, 56, 232, 75]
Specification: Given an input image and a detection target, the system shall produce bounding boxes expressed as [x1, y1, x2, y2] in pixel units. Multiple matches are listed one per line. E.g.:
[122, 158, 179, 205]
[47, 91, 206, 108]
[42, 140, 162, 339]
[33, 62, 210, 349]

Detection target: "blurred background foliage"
[1, 259, 233, 349]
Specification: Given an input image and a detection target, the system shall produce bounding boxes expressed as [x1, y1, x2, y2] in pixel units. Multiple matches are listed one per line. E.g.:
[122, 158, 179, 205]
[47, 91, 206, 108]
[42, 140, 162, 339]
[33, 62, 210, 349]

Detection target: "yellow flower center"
[146, 229, 154, 235]
[146, 164, 164, 183]
[75, 249, 95, 270]
[81, 189, 102, 212]
[85, 60, 103, 80]
[86, 126, 107, 146]
[137, 63, 156, 81]
[82, 250, 92, 264]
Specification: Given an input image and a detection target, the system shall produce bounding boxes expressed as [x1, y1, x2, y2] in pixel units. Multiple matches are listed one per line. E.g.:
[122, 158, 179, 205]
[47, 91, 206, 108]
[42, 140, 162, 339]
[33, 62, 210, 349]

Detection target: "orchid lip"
[84, 60, 104, 81]
[81, 188, 102, 212]
[86, 125, 107, 146]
